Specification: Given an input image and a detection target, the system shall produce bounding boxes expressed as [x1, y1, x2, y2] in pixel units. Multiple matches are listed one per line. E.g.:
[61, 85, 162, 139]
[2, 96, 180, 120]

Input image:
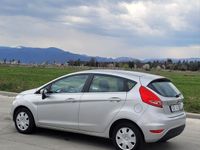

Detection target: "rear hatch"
[147, 79, 184, 115]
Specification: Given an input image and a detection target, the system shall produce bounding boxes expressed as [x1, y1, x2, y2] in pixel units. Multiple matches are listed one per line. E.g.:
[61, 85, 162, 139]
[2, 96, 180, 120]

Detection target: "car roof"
[75, 69, 165, 84]
[38, 69, 166, 90]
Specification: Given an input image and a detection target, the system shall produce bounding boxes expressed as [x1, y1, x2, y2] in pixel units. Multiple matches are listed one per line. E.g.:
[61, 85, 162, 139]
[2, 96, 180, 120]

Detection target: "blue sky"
[0, 0, 200, 58]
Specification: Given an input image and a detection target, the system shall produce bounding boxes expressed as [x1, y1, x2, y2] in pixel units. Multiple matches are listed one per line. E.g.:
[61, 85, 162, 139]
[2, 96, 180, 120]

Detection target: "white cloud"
[0, 0, 199, 58]
[63, 16, 91, 25]
[118, 0, 198, 35]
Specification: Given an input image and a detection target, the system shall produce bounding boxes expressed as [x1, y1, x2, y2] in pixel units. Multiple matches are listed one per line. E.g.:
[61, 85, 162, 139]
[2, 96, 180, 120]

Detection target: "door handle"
[65, 98, 76, 103]
[109, 97, 121, 102]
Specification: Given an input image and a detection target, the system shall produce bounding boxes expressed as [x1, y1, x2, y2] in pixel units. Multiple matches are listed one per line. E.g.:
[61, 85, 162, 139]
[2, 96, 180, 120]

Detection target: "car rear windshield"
[148, 79, 180, 97]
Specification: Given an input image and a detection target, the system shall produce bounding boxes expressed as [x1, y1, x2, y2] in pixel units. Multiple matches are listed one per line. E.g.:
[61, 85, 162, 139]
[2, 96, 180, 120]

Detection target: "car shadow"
[143, 142, 178, 150]
[36, 128, 114, 149]
[35, 128, 177, 150]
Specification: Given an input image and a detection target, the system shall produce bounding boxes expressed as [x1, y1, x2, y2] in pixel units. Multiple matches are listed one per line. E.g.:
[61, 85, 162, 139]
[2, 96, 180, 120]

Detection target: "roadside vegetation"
[0, 65, 200, 113]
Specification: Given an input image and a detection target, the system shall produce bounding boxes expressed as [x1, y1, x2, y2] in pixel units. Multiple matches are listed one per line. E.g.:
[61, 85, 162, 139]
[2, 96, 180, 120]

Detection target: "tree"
[115, 62, 119, 68]
[167, 59, 173, 64]
[122, 63, 129, 69]
[74, 59, 81, 66]
[68, 60, 75, 66]
[88, 58, 96, 67]
[128, 61, 135, 69]
[3, 58, 6, 64]
[165, 59, 173, 70]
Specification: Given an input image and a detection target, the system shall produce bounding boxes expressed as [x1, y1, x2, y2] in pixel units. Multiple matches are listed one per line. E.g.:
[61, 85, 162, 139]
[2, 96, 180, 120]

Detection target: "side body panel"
[36, 93, 82, 130]
[79, 92, 126, 132]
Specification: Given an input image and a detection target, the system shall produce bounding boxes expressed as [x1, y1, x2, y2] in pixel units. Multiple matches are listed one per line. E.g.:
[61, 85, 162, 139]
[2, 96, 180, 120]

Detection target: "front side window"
[89, 75, 125, 92]
[50, 74, 88, 93]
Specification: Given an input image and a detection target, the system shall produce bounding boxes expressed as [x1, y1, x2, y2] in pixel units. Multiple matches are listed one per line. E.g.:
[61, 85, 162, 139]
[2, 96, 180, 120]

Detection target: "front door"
[37, 74, 89, 130]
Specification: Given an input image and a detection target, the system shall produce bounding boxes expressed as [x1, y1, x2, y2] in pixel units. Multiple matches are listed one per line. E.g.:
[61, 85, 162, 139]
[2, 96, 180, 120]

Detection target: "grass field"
[0, 65, 200, 113]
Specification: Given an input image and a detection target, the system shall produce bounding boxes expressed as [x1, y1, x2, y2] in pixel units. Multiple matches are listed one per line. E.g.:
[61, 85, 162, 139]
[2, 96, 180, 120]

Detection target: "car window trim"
[81, 74, 94, 92]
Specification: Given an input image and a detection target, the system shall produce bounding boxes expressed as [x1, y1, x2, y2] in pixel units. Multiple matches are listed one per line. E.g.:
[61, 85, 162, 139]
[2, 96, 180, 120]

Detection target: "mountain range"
[0, 46, 199, 64]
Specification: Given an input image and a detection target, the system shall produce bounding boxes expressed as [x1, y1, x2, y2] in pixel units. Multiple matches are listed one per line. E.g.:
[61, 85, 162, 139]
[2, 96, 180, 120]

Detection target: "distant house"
[161, 64, 166, 70]
[11, 60, 19, 65]
[142, 64, 150, 71]
[156, 65, 161, 71]
[107, 63, 115, 68]
[64, 62, 69, 66]
[55, 63, 62, 67]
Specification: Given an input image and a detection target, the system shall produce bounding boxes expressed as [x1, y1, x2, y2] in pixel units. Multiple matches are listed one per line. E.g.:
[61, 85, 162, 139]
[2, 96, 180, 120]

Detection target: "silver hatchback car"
[11, 70, 186, 150]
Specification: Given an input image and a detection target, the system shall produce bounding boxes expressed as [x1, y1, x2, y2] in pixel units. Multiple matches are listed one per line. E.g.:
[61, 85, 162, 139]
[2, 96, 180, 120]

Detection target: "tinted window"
[148, 80, 180, 97]
[89, 75, 125, 92]
[50, 75, 88, 93]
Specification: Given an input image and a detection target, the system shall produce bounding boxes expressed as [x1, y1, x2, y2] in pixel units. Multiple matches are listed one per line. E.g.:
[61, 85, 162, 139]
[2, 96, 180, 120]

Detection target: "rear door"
[79, 74, 127, 133]
[147, 79, 184, 115]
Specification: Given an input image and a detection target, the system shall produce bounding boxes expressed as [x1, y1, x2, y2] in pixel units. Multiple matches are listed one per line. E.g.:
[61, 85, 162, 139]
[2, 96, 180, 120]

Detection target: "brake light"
[150, 129, 164, 134]
[139, 86, 162, 108]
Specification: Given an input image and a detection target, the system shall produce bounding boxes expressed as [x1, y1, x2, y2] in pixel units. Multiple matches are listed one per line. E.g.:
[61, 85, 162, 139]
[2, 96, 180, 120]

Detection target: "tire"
[112, 122, 143, 150]
[14, 107, 35, 134]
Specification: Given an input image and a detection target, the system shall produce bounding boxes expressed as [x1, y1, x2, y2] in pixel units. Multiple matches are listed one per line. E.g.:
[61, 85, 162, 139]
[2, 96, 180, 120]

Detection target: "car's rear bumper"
[138, 111, 186, 143]
[158, 124, 185, 142]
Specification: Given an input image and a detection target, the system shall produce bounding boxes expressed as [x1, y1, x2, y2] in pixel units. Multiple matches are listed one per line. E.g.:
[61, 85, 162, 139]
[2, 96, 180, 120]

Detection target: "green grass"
[0, 65, 200, 113]
[0, 65, 79, 93]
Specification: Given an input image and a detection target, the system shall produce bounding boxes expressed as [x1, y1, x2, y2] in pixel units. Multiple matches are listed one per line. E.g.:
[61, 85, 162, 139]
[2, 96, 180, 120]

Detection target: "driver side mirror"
[41, 89, 49, 99]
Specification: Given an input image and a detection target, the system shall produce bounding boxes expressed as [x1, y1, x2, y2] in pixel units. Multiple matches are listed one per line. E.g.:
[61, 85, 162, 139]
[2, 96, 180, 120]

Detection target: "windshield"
[148, 79, 180, 97]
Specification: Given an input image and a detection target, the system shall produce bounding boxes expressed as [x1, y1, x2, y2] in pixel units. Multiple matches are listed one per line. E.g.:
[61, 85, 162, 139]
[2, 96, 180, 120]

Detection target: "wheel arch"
[13, 105, 35, 122]
[109, 118, 144, 141]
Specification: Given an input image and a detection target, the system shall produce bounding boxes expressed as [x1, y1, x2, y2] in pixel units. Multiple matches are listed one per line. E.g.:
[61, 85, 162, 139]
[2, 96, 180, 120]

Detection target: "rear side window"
[89, 75, 125, 92]
[126, 80, 137, 91]
[148, 79, 180, 97]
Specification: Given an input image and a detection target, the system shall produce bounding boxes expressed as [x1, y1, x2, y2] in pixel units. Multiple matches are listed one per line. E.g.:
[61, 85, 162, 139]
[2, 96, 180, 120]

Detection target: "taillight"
[150, 129, 164, 134]
[139, 86, 163, 108]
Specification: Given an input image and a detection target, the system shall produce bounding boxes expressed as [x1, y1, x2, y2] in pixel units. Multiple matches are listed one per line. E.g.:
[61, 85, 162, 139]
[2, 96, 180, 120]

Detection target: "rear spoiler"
[148, 78, 171, 86]
[139, 77, 170, 87]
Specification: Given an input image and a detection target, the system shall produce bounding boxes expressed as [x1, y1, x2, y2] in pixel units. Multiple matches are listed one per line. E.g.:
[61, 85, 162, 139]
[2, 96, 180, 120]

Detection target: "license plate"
[170, 102, 183, 112]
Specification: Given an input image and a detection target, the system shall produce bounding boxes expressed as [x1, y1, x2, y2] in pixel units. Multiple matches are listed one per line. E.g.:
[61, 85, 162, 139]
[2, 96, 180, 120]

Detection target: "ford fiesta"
[11, 70, 186, 150]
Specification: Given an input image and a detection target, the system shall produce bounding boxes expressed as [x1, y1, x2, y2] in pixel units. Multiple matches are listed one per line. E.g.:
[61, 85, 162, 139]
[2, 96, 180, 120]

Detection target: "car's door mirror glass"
[41, 88, 49, 99]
